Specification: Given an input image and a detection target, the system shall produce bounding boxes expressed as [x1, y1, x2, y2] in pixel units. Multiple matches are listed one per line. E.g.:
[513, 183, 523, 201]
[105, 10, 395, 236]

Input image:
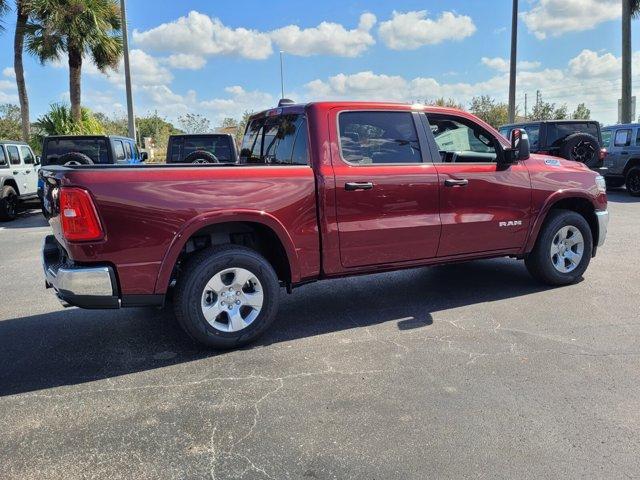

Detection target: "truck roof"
[500, 119, 599, 128]
[0, 139, 30, 146]
[44, 135, 135, 141]
[250, 101, 473, 120]
[602, 123, 640, 130]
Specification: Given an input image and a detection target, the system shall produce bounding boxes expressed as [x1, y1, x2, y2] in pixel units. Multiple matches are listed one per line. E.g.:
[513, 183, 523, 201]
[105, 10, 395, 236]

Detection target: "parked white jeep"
[0, 141, 40, 221]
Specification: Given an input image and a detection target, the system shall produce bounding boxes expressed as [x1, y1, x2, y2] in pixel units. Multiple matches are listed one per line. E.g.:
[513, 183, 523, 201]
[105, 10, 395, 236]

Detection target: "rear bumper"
[43, 235, 119, 309]
[596, 210, 609, 248]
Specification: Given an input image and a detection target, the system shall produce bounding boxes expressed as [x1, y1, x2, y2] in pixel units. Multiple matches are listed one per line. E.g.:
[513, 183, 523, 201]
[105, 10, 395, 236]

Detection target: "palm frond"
[632, 0, 640, 17]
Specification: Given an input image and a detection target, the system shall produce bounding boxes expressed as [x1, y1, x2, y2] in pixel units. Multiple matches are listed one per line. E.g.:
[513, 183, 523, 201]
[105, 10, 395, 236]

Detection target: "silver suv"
[600, 124, 640, 196]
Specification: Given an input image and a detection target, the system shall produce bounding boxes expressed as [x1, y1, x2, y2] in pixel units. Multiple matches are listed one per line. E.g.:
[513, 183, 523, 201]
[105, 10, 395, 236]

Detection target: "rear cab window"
[240, 114, 309, 165]
[338, 111, 421, 165]
[43, 138, 109, 165]
[546, 122, 600, 147]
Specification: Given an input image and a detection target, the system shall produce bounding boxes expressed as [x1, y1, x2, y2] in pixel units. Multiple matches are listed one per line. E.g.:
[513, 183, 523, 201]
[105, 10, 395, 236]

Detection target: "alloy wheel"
[200, 267, 264, 332]
[550, 225, 584, 273]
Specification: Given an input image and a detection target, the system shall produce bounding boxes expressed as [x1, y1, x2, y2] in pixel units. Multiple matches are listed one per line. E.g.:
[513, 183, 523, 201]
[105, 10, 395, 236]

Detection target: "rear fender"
[154, 210, 300, 293]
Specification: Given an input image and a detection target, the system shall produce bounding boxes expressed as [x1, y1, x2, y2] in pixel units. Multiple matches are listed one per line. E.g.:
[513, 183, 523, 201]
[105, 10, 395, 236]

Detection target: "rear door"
[425, 112, 531, 257]
[5, 145, 28, 195]
[331, 109, 441, 268]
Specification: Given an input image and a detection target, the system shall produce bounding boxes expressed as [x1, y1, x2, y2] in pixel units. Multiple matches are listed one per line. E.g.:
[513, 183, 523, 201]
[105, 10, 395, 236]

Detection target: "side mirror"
[140, 151, 149, 162]
[35, 156, 41, 166]
[505, 128, 530, 163]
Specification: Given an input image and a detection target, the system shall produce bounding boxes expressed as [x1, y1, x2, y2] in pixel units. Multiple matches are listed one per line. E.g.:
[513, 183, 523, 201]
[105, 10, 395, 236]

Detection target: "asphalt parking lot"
[0, 190, 639, 480]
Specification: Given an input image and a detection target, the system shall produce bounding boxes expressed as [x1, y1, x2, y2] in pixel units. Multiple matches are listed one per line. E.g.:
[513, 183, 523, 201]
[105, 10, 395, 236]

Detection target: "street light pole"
[120, 0, 136, 143]
[508, 0, 518, 123]
[279, 51, 285, 100]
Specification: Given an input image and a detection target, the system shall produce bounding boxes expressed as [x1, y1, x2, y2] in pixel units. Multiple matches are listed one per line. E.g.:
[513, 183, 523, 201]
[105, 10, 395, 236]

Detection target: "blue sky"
[0, 0, 637, 125]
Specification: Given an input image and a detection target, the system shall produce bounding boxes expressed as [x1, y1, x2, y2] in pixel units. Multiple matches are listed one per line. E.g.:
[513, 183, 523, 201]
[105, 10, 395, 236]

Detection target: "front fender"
[524, 190, 600, 253]
[154, 209, 301, 294]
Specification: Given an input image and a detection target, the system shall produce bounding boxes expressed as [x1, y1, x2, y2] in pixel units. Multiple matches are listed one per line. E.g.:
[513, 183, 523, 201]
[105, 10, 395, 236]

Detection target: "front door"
[331, 109, 441, 268]
[424, 113, 532, 257]
[18, 146, 38, 195]
[607, 127, 634, 177]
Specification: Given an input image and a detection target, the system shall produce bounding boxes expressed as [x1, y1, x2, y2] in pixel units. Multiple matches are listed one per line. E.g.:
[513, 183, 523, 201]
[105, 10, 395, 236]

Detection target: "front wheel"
[0, 185, 18, 221]
[626, 167, 640, 197]
[525, 209, 593, 286]
[174, 245, 280, 349]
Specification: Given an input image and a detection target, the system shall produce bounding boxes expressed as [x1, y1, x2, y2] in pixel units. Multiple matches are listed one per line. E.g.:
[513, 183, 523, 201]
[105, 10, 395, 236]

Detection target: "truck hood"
[526, 153, 594, 175]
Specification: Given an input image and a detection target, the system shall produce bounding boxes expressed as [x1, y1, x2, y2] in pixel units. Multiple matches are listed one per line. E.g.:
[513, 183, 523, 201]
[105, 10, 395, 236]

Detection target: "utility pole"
[524, 93, 528, 120]
[279, 51, 285, 100]
[621, 0, 632, 124]
[508, 0, 518, 123]
[120, 0, 136, 142]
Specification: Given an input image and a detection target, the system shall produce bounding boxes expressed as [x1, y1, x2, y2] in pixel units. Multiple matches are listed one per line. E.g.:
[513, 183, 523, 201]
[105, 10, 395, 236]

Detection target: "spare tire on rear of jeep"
[558, 133, 600, 168]
[184, 150, 219, 164]
[55, 152, 94, 166]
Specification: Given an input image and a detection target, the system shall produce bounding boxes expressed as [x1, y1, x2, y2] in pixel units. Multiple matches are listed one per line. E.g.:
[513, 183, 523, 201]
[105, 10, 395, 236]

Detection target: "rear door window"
[7, 145, 20, 165]
[124, 141, 133, 160]
[602, 130, 612, 148]
[0, 147, 8, 168]
[338, 111, 421, 164]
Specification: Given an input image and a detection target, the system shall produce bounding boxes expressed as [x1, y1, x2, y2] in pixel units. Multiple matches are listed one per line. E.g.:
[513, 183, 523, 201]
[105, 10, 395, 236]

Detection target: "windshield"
[44, 138, 108, 164]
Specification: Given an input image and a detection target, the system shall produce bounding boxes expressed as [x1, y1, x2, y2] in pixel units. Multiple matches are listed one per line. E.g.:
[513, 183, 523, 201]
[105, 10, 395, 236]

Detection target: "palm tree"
[26, 0, 122, 123]
[0, 1, 9, 31]
[622, 0, 640, 123]
[14, 0, 30, 140]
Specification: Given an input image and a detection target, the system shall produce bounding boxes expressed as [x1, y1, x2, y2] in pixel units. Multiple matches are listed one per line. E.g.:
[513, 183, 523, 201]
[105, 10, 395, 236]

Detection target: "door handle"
[25, 170, 31, 174]
[444, 178, 469, 187]
[621, 151, 629, 155]
[13, 170, 19, 175]
[345, 182, 374, 191]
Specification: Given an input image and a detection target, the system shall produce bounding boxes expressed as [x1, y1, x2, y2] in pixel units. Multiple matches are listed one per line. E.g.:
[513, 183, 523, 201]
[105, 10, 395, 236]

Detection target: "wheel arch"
[525, 193, 599, 254]
[1, 176, 19, 196]
[154, 211, 300, 294]
[623, 157, 640, 176]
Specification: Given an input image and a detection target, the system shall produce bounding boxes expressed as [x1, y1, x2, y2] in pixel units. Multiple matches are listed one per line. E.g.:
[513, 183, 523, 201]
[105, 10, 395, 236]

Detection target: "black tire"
[174, 245, 280, 349]
[0, 185, 19, 221]
[626, 167, 640, 197]
[184, 150, 219, 164]
[58, 152, 94, 165]
[605, 177, 625, 189]
[558, 133, 600, 168]
[525, 209, 593, 286]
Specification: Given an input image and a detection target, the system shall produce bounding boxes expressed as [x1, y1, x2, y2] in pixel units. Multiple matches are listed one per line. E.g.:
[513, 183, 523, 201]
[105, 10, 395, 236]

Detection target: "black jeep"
[499, 120, 605, 169]
[166, 134, 238, 164]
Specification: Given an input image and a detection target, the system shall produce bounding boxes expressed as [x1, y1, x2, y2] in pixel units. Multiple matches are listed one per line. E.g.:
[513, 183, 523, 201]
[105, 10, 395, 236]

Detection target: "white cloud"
[271, 13, 376, 57]
[163, 54, 207, 70]
[481, 57, 541, 72]
[302, 47, 638, 124]
[85, 49, 173, 88]
[378, 10, 476, 50]
[133, 11, 273, 60]
[568, 49, 620, 78]
[521, 0, 619, 39]
[2, 67, 15, 79]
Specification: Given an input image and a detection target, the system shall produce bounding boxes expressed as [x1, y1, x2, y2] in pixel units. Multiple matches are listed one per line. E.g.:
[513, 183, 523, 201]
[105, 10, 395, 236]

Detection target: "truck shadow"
[0, 210, 48, 229]
[606, 189, 639, 203]
[0, 258, 550, 397]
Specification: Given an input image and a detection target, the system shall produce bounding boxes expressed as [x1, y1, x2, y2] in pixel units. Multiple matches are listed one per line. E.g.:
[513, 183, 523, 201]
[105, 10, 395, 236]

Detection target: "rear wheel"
[626, 167, 640, 197]
[174, 245, 280, 349]
[0, 185, 18, 221]
[525, 209, 593, 286]
[558, 133, 600, 167]
[184, 150, 219, 164]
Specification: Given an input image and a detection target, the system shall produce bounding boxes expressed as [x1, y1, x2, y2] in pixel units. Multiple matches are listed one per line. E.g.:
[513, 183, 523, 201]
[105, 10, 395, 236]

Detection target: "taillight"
[599, 148, 607, 161]
[59, 187, 104, 241]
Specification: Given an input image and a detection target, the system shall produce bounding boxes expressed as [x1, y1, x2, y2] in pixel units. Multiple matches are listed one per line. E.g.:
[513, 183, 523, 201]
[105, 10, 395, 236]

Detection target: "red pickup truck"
[41, 102, 609, 348]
